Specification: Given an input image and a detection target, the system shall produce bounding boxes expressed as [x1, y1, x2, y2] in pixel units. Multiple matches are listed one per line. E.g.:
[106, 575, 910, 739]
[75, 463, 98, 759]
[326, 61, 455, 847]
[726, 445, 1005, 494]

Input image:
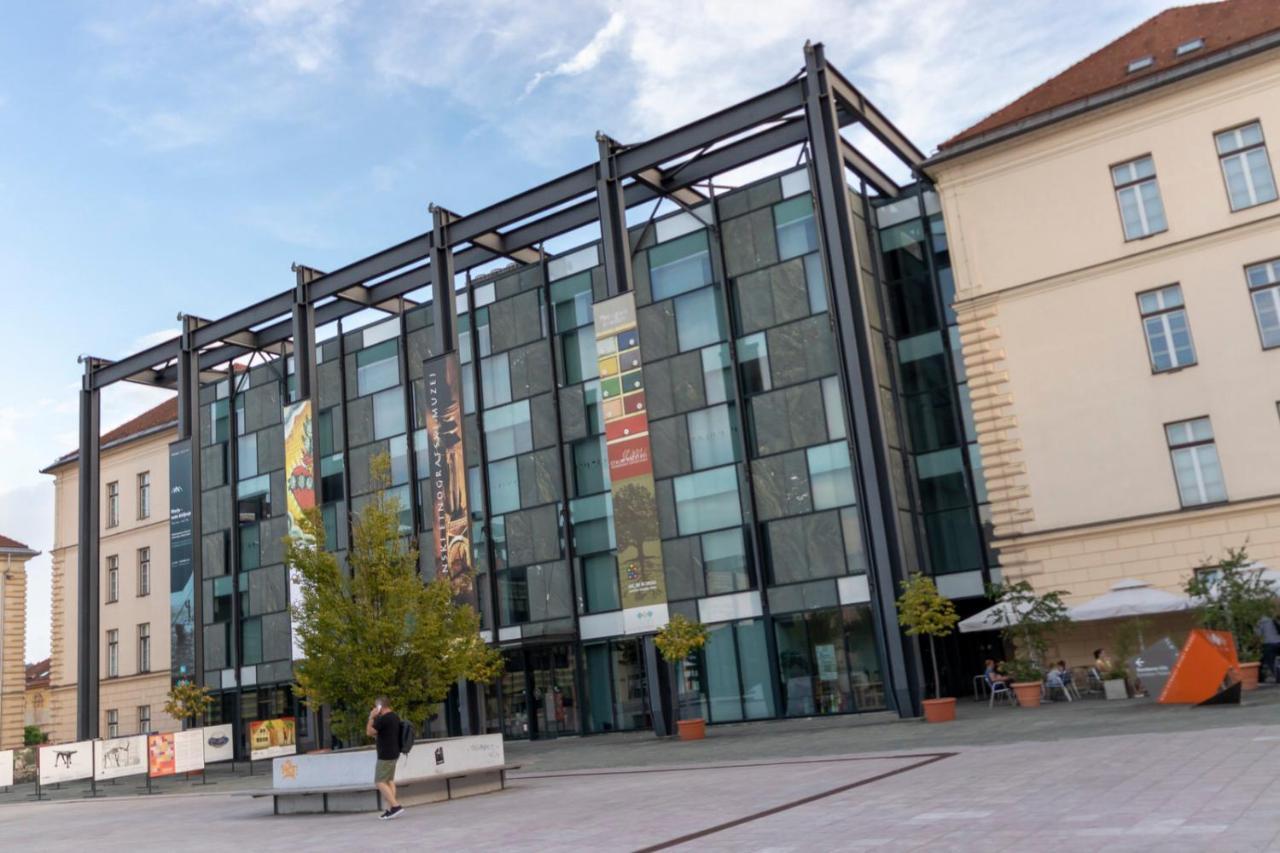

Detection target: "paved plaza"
[5, 691, 1280, 851]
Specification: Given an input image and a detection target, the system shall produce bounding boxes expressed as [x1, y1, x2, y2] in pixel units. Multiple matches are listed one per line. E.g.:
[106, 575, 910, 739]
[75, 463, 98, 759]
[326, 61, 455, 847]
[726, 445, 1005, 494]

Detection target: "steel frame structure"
[75, 42, 925, 739]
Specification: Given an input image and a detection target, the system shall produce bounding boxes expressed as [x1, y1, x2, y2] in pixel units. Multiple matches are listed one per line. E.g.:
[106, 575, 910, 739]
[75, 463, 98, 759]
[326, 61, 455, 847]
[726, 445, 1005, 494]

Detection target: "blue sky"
[0, 0, 1172, 662]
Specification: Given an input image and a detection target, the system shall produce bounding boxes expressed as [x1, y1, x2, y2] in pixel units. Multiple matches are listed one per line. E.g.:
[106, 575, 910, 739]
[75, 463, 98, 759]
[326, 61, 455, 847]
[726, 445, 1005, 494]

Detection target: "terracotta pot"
[922, 697, 957, 723]
[1239, 661, 1260, 691]
[677, 718, 706, 741]
[1011, 682, 1042, 708]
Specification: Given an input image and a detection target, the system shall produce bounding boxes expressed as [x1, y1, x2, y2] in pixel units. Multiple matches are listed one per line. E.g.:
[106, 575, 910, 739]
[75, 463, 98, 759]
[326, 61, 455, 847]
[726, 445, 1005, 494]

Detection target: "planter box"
[922, 697, 956, 723]
[1239, 662, 1260, 691]
[1103, 679, 1128, 700]
[1011, 682, 1042, 708]
[676, 719, 706, 741]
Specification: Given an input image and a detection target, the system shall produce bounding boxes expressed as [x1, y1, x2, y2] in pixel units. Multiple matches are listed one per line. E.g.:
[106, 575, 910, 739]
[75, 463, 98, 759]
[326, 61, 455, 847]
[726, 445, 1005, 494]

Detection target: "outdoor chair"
[986, 674, 1016, 707]
[1044, 672, 1079, 702]
[1085, 667, 1105, 696]
[972, 674, 990, 701]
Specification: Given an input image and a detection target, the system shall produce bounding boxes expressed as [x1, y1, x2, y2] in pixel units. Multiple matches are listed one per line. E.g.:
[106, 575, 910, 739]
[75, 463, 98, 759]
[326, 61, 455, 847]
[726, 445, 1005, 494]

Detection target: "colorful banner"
[168, 439, 196, 681]
[148, 729, 206, 778]
[423, 353, 474, 606]
[592, 293, 668, 635]
[249, 717, 297, 760]
[203, 723, 235, 764]
[282, 399, 315, 661]
[94, 735, 148, 781]
[38, 740, 94, 785]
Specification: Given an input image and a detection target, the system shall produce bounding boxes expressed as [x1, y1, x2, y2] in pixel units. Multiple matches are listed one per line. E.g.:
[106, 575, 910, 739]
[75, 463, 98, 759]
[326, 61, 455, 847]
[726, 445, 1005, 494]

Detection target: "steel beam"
[633, 168, 706, 209]
[292, 264, 322, 405]
[825, 61, 926, 168]
[803, 42, 914, 717]
[430, 206, 458, 354]
[466, 230, 541, 265]
[839, 138, 901, 198]
[596, 134, 634, 297]
[76, 358, 102, 740]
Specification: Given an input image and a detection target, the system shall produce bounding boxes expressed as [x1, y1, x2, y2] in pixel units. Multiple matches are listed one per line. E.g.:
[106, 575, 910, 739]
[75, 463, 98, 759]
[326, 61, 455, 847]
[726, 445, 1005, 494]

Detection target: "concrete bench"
[248, 762, 519, 814]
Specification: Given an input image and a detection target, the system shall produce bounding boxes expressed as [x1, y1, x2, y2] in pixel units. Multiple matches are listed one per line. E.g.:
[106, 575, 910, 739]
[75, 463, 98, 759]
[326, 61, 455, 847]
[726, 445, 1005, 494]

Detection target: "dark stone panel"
[250, 564, 288, 616]
[319, 339, 339, 362]
[202, 444, 226, 489]
[200, 402, 215, 447]
[512, 290, 544, 349]
[259, 515, 289, 565]
[723, 208, 779, 278]
[803, 510, 847, 578]
[669, 351, 705, 415]
[559, 386, 587, 442]
[633, 251, 652, 307]
[203, 623, 227, 670]
[662, 536, 705, 601]
[249, 362, 274, 386]
[733, 268, 777, 335]
[412, 378, 426, 430]
[766, 578, 837, 615]
[525, 343, 554, 398]
[488, 297, 517, 353]
[530, 393, 559, 450]
[504, 509, 534, 567]
[202, 531, 227, 578]
[786, 383, 828, 449]
[256, 424, 284, 475]
[591, 267, 609, 303]
[638, 301, 678, 363]
[258, 660, 293, 684]
[343, 328, 363, 354]
[270, 469, 286, 518]
[317, 360, 341, 409]
[349, 440, 390, 497]
[200, 384, 217, 405]
[716, 189, 750, 221]
[346, 395, 374, 447]
[518, 448, 561, 508]
[649, 415, 692, 480]
[642, 360, 674, 420]
[668, 599, 698, 621]
[463, 415, 481, 468]
[746, 178, 783, 212]
[407, 327, 429, 381]
[530, 504, 562, 563]
[201, 486, 230, 535]
[751, 450, 811, 522]
[655, 477, 677, 540]
[262, 611, 292, 661]
[772, 259, 811, 327]
[343, 352, 358, 400]
[244, 381, 282, 432]
[767, 320, 807, 388]
[749, 389, 789, 457]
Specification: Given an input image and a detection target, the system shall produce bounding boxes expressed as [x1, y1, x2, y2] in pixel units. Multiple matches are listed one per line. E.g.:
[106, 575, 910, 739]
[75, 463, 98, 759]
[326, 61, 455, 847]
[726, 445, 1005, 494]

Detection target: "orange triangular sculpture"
[1158, 629, 1240, 704]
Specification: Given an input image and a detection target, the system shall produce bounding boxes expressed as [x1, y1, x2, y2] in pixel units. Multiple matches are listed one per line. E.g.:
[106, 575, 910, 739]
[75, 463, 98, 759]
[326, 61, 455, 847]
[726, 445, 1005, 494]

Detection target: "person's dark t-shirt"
[372, 711, 401, 761]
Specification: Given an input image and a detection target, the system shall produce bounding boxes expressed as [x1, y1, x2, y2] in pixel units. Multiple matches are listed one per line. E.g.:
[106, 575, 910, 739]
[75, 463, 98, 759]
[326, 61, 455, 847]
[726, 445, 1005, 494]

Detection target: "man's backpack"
[399, 719, 415, 755]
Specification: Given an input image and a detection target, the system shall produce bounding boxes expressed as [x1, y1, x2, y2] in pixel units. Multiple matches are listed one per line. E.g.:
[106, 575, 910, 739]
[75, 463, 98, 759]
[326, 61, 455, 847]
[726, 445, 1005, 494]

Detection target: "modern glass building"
[72, 43, 990, 753]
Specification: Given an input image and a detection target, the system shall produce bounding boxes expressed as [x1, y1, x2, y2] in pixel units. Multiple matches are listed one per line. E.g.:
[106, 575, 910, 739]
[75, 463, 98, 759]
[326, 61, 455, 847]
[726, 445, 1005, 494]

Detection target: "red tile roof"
[45, 397, 178, 471]
[939, 0, 1280, 151]
[26, 658, 51, 689]
[0, 534, 35, 551]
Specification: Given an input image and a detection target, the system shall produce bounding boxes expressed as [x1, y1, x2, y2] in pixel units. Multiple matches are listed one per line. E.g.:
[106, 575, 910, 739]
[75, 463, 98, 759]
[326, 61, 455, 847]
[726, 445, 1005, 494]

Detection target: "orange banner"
[1158, 629, 1240, 704]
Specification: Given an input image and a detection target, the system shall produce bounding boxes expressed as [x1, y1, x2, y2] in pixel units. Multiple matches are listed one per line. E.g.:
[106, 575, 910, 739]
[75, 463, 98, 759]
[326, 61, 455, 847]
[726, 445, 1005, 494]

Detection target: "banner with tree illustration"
[592, 293, 668, 635]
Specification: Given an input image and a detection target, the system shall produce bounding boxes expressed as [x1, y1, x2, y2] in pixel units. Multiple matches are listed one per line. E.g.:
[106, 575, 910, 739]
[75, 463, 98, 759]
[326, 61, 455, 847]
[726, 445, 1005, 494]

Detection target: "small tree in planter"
[989, 580, 1069, 708]
[1184, 546, 1276, 690]
[654, 615, 709, 741]
[896, 573, 959, 723]
[165, 679, 215, 730]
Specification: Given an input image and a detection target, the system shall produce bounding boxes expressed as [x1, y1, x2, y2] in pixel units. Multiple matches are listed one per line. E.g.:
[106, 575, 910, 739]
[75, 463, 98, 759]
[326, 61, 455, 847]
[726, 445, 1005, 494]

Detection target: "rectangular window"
[582, 554, 621, 613]
[137, 471, 151, 519]
[138, 623, 151, 674]
[484, 399, 533, 460]
[1246, 258, 1280, 348]
[1216, 121, 1277, 211]
[1111, 155, 1168, 240]
[649, 231, 713, 301]
[688, 404, 738, 470]
[551, 271, 594, 332]
[372, 387, 406, 440]
[138, 705, 151, 734]
[480, 353, 513, 407]
[1137, 284, 1196, 371]
[356, 339, 399, 396]
[107, 709, 119, 739]
[572, 437, 609, 496]
[675, 287, 726, 352]
[1166, 417, 1227, 506]
[774, 195, 819, 260]
[106, 555, 119, 603]
[107, 629, 119, 678]
[701, 344, 732, 406]
[702, 528, 750, 594]
[737, 333, 771, 396]
[808, 442, 857, 510]
[137, 547, 150, 597]
[107, 481, 120, 528]
[673, 465, 742, 535]
[237, 433, 258, 481]
[488, 458, 520, 515]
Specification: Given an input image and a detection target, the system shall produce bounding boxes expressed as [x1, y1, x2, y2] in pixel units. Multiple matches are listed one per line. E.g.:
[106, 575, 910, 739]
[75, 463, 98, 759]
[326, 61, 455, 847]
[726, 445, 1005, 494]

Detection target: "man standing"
[366, 696, 404, 820]
[1258, 615, 1280, 684]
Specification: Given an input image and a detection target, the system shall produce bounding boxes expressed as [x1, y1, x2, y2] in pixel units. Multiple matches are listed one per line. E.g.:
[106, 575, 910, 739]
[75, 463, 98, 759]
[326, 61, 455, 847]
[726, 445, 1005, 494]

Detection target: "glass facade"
[188, 166, 989, 745]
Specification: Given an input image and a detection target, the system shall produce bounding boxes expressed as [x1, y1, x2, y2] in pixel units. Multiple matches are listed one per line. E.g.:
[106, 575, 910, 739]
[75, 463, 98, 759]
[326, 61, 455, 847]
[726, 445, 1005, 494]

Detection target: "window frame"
[106, 555, 119, 604]
[1110, 154, 1168, 241]
[106, 708, 119, 738]
[1214, 120, 1278, 212]
[1245, 257, 1280, 350]
[107, 629, 119, 678]
[137, 470, 151, 520]
[1163, 416, 1228, 508]
[137, 622, 151, 674]
[137, 546, 151, 597]
[138, 704, 151, 734]
[106, 480, 120, 528]
[1135, 283, 1197, 373]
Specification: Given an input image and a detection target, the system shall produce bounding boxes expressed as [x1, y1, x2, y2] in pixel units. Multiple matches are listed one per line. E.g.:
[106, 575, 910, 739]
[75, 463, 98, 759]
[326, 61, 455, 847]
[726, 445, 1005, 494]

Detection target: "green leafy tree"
[164, 680, 214, 728]
[23, 725, 48, 746]
[1184, 546, 1276, 662]
[654, 614, 709, 664]
[896, 573, 958, 700]
[286, 454, 503, 746]
[988, 580, 1069, 680]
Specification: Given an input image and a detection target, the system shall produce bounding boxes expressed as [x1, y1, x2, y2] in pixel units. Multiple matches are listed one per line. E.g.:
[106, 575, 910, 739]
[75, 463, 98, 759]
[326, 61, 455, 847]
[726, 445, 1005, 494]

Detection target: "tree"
[165, 680, 214, 728]
[654, 615, 710, 723]
[1184, 546, 1276, 662]
[988, 580, 1069, 680]
[286, 454, 503, 746]
[23, 725, 48, 746]
[896, 573, 958, 700]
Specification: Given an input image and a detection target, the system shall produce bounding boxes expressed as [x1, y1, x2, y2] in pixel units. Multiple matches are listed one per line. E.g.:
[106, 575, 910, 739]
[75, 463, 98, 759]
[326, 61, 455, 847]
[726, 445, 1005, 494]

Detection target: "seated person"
[1052, 660, 1074, 685]
[984, 658, 1011, 687]
[1093, 648, 1112, 674]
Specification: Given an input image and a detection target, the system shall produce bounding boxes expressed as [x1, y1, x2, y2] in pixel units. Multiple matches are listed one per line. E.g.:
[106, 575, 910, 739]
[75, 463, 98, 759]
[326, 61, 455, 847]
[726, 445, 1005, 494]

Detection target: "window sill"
[1123, 228, 1169, 244]
[1177, 498, 1231, 511]
[1150, 363, 1197, 376]
[1227, 196, 1278, 215]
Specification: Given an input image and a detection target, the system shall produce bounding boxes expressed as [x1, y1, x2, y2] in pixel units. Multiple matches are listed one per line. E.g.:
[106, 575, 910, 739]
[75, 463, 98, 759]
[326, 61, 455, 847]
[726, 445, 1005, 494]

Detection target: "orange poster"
[1158, 629, 1240, 704]
[148, 733, 176, 778]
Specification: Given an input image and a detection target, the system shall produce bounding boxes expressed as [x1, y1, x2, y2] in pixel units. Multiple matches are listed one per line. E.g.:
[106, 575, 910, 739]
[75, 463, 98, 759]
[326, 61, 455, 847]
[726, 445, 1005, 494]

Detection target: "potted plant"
[989, 580, 1069, 709]
[654, 615, 710, 740]
[896, 573, 960, 723]
[1101, 662, 1129, 700]
[1184, 547, 1275, 691]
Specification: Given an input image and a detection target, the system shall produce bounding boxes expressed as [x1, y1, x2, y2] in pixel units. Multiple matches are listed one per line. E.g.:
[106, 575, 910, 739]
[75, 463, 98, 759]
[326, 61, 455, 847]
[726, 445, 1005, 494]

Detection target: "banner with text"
[168, 439, 196, 681]
[148, 729, 205, 778]
[592, 293, 668, 635]
[423, 353, 475, 607]
[282, 399, 315, 661]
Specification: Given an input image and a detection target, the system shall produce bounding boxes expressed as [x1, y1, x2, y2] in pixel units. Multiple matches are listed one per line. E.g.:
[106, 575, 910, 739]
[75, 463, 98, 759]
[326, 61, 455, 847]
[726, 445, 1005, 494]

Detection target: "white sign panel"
[272, 734, 505, 791]
[173, 729, 206, 774]
[94, 736, 148, 781]
[0, 750, 12, 788]
[203, 724, 234, 764]
[39, 741, 94, 785]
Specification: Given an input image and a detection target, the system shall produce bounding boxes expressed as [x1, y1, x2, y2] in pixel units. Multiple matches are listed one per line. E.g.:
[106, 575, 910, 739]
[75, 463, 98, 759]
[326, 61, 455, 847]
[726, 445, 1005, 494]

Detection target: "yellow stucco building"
[1, 535, 37, 748]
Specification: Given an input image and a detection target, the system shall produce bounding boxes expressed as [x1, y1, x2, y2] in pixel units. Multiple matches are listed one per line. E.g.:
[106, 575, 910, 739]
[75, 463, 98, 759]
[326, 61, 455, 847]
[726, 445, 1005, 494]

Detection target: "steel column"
[429, 206, 458, 355]
[802, 42, 915, 717]
[397, 305, 424, 542]
[292, 265, 321, 406]
[178, 315, 205, 687]
[595, 134, 634, 297]
[76, 358, 102, 741]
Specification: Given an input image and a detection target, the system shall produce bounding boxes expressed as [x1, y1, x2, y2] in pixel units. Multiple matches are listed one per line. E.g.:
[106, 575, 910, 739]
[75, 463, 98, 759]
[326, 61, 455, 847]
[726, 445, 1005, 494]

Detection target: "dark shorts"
[375, 759, 397, 784]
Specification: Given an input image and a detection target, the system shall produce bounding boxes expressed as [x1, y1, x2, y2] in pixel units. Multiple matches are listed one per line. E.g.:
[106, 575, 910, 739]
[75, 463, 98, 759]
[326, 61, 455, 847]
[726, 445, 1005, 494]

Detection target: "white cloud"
[225, 0, 352, 74]
[524, 10, 627, 95]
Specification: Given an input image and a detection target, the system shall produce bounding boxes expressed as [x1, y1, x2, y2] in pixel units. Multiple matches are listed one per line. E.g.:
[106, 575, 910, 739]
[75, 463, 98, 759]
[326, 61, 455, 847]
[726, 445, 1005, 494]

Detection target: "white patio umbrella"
[957, 600, 1034, 634]
[1068, 578, 1192, 623]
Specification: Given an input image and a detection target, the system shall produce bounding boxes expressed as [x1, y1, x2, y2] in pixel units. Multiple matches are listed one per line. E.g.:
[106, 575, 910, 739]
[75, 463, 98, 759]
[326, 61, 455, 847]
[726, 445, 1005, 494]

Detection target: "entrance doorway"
[500, 643, 580, 740]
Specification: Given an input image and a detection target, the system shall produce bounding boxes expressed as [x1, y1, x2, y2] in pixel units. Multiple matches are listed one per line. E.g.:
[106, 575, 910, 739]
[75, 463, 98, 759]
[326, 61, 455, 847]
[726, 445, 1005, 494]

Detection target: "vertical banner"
[423, 353, 474, 606]
[592, 293, 668, 635]
[282, 399, 315, 661]
[168, 439, 196, 681]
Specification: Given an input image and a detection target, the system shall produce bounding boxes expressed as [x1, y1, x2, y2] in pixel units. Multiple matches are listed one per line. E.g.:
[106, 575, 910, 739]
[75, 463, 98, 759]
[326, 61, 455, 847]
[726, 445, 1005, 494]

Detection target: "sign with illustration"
[282, 399, 314, 660]
[94, 735, 148, 781]
[148, 729, 206, 778]
[203, 723, 235, 764]
[423, 353, 474, 606]
[38, 740, 94, 785]
[0, 750, 12, 788]
[249, 717, 297, 760]
[169, 438, 196, 680]
[13, 747, 36, 785]
[592, 293, 668, 634]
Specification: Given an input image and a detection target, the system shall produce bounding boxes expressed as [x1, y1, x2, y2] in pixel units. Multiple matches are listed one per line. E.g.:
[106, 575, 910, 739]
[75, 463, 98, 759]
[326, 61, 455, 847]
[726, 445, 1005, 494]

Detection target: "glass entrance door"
[500, 644, 580, 740]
